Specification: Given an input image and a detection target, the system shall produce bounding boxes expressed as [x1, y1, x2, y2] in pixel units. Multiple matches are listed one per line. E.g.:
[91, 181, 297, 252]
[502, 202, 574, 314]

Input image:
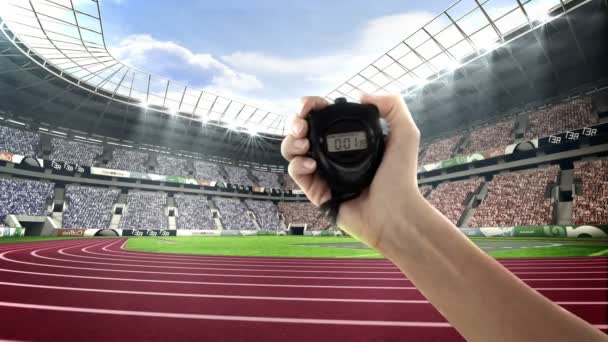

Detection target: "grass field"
[2, 236, 608, 258]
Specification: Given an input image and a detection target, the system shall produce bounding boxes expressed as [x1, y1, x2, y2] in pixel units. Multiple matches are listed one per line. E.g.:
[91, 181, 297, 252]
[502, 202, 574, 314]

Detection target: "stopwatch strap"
[319, 191, 360, 227]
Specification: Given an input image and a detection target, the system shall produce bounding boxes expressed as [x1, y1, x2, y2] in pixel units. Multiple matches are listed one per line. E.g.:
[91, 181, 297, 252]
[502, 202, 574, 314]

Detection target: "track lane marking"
[0, 281, 606, 306]
[0, 301, 454, 327]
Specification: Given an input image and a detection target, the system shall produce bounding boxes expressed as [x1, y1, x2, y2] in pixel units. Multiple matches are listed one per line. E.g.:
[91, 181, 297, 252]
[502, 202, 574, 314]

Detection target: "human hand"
[281, 94, 424, 253]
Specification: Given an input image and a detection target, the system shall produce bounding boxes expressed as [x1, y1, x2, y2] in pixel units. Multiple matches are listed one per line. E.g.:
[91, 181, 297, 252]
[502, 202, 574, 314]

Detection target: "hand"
[281, 94, 424, 253]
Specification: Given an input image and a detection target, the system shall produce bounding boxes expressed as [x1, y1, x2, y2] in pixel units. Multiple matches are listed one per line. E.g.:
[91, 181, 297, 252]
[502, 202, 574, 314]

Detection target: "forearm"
[379, 196, 606, 341]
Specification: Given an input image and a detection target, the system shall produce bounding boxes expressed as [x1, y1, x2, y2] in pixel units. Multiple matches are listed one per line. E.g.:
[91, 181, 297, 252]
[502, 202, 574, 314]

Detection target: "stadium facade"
[0, 0, 607, 237]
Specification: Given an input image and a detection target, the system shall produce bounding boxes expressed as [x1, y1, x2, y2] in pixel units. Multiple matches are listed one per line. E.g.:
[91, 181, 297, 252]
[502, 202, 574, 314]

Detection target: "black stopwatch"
[307, 98, 385, 222]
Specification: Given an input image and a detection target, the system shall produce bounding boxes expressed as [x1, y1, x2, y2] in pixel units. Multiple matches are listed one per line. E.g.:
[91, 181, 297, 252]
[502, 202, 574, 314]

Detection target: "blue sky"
[98, 0, 459, 114]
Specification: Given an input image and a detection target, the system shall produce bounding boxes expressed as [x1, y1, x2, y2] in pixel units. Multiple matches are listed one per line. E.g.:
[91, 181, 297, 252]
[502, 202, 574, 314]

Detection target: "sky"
[98, 0, 456, 115]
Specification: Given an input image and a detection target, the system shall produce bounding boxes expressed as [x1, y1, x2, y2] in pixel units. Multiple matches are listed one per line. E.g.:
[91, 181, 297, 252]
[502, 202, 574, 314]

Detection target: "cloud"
[109, 34, 263, 93]
[106, 12, 436, 121]
[221, 12, 434, 92]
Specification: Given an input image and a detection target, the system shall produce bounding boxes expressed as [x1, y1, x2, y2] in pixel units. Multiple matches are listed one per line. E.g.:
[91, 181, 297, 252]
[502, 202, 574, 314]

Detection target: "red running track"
[0, 238, 606, 341]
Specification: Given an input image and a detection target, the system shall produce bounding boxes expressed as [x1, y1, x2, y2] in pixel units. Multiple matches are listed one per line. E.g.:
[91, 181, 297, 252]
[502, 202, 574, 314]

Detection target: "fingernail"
[295, 139, 307, 149]
[304, 159, 316, 169]
[292, 121, 303, 135]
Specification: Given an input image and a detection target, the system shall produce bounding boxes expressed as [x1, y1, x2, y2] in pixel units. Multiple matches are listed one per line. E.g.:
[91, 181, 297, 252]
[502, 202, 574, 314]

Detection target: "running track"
[0, 239, 606, 341]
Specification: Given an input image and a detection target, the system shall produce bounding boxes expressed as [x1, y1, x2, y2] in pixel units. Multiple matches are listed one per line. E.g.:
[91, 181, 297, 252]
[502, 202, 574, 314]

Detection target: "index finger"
[298, 96, 329, 118]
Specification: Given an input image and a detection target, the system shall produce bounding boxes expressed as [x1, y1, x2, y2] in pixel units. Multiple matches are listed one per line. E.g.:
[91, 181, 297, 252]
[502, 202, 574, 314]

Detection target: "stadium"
[0, 0, 607, 340]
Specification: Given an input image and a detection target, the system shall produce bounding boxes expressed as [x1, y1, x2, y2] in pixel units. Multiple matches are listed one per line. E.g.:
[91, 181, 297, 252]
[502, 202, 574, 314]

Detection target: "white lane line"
[0, 281, 425, 304]
[41, 247, 608, 273]
[0, 281, 606, 306]
[0, 267, 606, 292]
[0, 301, 453, 328]
[74, 243, 397, 270]
[42, 248, 405, 274]
[5, 243, 608, 282]
[590, 249, 608, 256]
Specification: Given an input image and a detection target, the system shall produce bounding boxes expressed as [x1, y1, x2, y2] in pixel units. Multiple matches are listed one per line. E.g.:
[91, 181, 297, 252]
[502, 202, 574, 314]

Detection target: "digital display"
[326, 131, 367, 152]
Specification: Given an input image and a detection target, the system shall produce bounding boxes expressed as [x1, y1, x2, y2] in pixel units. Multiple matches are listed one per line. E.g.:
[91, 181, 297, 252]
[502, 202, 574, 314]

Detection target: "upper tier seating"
[119, 191, 168, 229]
[461, 120, 514, 155]
[224, 165, 252, 185]
[107, 149, 148, 173]
[49, 138, 103, 167]
[156, 155, 190, 177]
[278, 202, 331, 230]
[524, 98, 596, 140]
[0, 178, 54, 220]
[193, 161, 226, 182]
[0, 125, 40, 156]
[214, 197, 256, 230]
[175, 194, 215, 229]
[469, 167, 558, 227]
[427, 178, 484, 225]
[252, 170, 282, 189]
[573, 159, 608, 225]
[63, 186, 120, 229]
[419, 134, 464, 165]
[245, 200, 283, 230]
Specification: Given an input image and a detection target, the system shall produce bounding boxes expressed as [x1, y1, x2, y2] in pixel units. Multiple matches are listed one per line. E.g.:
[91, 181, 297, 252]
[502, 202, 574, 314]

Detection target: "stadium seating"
[193, 161, 226, 182]
[174, 194, 215, 229]
[49, 138, 103, 167]
[460, 120, 514, 155]
[245, 200, 283, 230]
[213, 197, 256, 230]
[156, 155, 190, 177]
[573, 159, 608, 225]
[0, 178, 54, 220]
[278, 202, 331, 230]
[427, 178, 484, 225]
[0, 125, 40, 157]
[469, 167, 558, 227]
[224, 165, 252, 185]
[252, 170, 282, 189]
[107, 149, 149, 173]
[419, 134, 464, 165]
[283, 174, 300, 190]
[62, 186, 120, 229]
[524, 98, 596, 140]
[119, 191, 168, 229]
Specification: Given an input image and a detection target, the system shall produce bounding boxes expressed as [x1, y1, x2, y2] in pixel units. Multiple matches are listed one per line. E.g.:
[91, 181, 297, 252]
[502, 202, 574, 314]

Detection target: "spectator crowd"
[224, 165, 252, 186]
[469, 167, 558, 227]
[428, 178, 484, 225]
[0, 125, 40, 157]
[245, 200, 283, 230]
[0, 178, 54, 220]
[252, 170, 282, 189]
[156, 155, 190, 177]
[49, 138, 103, 167]
[119, 191, 168, 229]
[573, 159, 608, 225]
[107, 149, 149, 173]
[213, 197, 256, 230]
[63, 186, 120, 229]
[278, 202, 331, 230]
[175, 194, 215, 229]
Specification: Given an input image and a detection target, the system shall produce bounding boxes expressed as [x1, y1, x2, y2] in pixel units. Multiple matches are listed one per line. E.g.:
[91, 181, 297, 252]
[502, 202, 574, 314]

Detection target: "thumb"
[360, 94, 419, 144]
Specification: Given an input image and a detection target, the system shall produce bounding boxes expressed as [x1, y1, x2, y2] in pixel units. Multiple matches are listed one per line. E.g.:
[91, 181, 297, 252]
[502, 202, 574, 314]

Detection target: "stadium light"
[248, 126, 259, 136]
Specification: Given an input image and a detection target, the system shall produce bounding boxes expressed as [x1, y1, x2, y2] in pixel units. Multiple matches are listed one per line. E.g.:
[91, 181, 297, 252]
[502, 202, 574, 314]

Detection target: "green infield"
[124, 236, 608, 259]
[1, 236, 607, 258]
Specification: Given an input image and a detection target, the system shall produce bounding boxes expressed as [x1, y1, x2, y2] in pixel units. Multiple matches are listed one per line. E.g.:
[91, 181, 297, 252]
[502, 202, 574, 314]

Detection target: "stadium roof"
[327, 0, 584, 101]
[0, 0, 287, 136]
[0, 0, 584, 139]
